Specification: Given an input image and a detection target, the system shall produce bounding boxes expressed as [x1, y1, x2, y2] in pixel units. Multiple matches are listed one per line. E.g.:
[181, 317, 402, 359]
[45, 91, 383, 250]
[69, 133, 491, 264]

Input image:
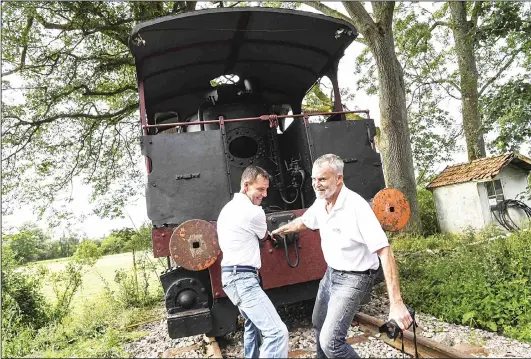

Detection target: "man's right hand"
[270, 228, 284, 237]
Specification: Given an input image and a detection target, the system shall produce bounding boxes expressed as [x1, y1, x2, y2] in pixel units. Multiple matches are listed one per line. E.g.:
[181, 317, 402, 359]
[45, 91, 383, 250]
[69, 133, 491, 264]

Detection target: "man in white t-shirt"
[271, 154, 413, 358]
[217, 166, 288, 358]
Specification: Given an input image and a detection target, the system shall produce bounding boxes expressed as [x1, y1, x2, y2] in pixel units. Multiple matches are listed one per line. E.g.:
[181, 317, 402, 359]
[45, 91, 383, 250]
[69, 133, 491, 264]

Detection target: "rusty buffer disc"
[372, 188, 411, 232]
[169, 219, 220, 271]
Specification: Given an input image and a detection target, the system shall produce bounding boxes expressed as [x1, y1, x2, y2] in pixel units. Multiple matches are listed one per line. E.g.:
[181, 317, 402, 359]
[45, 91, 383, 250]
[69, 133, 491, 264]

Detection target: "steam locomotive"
[128, 7, 409, 339]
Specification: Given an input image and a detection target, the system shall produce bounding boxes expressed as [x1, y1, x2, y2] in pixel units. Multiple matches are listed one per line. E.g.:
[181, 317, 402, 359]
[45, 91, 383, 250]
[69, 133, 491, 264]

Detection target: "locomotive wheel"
[169, 219, 221, 271]
[372, 188, 411, 232]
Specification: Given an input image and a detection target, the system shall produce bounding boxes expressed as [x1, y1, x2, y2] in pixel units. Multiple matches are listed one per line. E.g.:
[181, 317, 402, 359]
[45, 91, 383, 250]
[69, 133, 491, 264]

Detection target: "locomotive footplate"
[167, 308, 212, 338]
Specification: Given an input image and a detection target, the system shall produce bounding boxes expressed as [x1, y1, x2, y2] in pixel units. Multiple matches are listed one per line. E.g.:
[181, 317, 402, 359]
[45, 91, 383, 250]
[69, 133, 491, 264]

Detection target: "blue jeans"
[312, 266, 376, 358]
[222, 272, 289, 358]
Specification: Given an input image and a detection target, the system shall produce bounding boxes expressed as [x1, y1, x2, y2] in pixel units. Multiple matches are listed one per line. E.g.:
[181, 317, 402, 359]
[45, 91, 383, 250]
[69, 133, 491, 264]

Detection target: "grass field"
[28, 251, 167, 313]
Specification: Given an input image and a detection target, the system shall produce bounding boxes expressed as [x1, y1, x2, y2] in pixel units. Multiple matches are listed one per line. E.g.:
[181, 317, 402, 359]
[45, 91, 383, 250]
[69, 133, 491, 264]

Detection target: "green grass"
[27, 251, 166, 313]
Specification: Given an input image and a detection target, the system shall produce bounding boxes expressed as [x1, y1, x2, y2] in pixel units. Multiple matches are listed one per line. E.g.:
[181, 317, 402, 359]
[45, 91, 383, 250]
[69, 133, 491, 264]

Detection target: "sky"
[1, 2, 526, 239]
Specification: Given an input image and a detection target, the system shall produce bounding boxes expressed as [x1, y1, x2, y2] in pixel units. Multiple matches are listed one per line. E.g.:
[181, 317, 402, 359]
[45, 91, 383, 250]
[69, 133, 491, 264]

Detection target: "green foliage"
[397, 228, 531, 342]
[109, 251, 162, 308]
[1, 244, 51, 357]
[481, 78, 531, 153]
[74, 240, 103, 265]
[391, 2, 531, 165]
[27, 299, 143, 358]
[2, 251, 163, 357]
[100, 233, 124, 255]
[416, 186, 440, 236]
[100, 224, 151, 254]
[4, 222, 51, 263]
[0, 1, 299, 222]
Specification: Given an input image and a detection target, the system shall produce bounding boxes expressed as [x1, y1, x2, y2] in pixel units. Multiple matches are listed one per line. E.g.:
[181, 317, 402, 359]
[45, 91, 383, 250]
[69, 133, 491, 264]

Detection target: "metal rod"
[139, 80, 152, 173]
[142, 110, 370, 129]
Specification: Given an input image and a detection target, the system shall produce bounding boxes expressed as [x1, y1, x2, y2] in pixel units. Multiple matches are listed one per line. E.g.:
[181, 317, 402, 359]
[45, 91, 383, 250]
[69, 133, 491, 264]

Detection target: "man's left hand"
[388, 301, 413, 330]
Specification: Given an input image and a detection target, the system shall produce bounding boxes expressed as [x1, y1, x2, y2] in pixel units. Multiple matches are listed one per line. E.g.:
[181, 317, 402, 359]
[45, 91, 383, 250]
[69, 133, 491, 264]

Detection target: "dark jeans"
[312, 266, 380, 358]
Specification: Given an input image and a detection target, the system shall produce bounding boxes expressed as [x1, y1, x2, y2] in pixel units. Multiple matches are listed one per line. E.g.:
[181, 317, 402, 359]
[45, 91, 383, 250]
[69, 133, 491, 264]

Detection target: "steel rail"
[354, 312, 468, 358]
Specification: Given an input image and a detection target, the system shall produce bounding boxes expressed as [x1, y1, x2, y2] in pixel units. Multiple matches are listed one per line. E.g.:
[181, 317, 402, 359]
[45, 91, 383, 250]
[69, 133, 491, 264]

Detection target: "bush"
[1, 245, 51, 357]
[397, 229, 531, 342]
[417, 186, 440, 236]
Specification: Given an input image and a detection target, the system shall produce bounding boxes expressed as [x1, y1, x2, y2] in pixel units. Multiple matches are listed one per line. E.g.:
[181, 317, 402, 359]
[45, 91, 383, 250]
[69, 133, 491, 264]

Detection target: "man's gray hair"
[240, 165, 270, 187]
[313, 154, 344, 175]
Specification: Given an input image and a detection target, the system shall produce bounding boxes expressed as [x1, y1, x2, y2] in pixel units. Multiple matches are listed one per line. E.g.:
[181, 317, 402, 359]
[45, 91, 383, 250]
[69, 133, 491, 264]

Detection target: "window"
[485, 179, 505, 206]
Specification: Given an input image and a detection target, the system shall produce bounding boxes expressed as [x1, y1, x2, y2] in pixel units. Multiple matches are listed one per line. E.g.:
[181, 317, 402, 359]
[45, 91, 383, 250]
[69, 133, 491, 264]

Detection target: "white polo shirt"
[301, 185, 389, 271]
[217, 193, 267, 269]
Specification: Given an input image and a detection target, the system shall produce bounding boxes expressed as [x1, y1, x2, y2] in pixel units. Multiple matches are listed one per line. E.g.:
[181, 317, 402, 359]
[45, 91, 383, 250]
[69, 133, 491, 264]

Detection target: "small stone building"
[426, 152, 531, 234]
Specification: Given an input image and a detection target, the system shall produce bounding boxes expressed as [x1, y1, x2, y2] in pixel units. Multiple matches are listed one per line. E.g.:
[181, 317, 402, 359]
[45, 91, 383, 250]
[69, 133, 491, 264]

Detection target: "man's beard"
[314, 182, 337, 199]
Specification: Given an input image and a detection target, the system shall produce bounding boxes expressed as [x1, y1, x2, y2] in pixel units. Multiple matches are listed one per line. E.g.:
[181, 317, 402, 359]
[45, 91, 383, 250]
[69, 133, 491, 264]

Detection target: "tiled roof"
[426, 152, 531, 189]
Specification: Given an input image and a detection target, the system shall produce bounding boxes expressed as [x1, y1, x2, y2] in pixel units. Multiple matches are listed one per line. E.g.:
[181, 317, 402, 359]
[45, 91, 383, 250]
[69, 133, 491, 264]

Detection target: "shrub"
[1, 245, 51, 357]
[398, 229, 531, 342]
[417, 186, 440, 236]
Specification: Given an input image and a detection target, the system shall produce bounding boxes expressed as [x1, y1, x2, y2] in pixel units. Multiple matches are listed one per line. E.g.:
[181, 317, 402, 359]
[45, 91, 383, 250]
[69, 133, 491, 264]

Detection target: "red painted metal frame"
[152, 210, 327, 299]
[209, 209, 326, 299]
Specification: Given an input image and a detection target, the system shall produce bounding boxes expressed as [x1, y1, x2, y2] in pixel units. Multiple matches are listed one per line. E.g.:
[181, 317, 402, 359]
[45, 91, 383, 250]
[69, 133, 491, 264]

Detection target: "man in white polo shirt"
[217, 165, 289, 358]
[271, 154, 413, 358]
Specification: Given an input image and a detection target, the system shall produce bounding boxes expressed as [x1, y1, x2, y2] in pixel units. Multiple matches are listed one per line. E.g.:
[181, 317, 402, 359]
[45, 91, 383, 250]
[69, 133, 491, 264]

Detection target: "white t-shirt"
[301, 185, 389, 271]
[217, 193, 267, 269]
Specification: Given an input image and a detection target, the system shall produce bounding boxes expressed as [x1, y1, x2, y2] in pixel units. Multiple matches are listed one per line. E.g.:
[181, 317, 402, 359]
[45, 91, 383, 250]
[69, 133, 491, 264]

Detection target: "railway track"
[161, 312, 469, 358]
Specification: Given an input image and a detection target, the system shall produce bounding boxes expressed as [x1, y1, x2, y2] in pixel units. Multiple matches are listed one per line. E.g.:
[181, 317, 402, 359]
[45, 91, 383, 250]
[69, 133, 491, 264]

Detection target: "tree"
[307, 1, 421, 231]
[392, 2, 531, 161]
[1, 2, 200, 220]
[1, 1, 297, 222]
[481, 78, 531, 153]
[4, 222, 51, 263]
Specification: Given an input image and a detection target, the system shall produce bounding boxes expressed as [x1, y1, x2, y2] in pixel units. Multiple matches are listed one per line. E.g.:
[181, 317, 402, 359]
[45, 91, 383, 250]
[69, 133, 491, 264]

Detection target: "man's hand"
[270, 228, 285, 237]
[271, 218, 308, 237]
[388, 301, 413, 330]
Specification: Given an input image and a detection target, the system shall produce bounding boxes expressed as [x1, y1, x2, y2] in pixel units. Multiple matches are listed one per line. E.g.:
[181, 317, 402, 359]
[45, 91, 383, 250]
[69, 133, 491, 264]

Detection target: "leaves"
[481, 78, 531, 154]
[1, 2, 204, 220]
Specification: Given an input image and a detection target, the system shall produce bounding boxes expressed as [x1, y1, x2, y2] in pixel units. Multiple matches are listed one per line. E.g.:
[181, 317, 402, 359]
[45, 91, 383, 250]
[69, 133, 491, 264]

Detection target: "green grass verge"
[394, 227, 531, 342]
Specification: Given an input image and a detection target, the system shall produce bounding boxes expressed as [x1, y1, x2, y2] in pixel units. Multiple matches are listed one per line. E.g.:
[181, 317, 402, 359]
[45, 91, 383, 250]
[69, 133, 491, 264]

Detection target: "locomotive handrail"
[142, 109, 371, 130]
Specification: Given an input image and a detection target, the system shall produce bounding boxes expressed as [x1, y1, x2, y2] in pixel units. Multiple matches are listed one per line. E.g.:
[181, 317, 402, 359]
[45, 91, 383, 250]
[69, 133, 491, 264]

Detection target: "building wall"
[432, 182, 485, 234]
[492, 166, 531, 228]
[497, 165, 531, 206]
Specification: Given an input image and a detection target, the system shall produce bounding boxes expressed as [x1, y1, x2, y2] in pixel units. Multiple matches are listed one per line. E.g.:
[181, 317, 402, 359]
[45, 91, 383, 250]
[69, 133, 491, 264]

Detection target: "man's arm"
[270, 218, 308, 236]
[376, 245, 413, 330]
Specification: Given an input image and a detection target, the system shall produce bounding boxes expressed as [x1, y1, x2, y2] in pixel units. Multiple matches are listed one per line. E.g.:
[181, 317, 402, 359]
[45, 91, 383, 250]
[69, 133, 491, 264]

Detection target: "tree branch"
[411, 20, 449, 51]
[2, 15, 34, 76]
[342, 1, 378, 36]
[479, 47, 523, 96]
[470, 1, 483, 30]
[305, 2, 352, 23]
[371, 2, 394, 30]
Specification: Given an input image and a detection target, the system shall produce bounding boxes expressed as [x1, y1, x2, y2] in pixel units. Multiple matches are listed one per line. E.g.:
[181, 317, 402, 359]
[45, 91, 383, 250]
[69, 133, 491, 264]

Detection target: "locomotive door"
[141, 131, 231, 227]
[307, 119, 385, 201]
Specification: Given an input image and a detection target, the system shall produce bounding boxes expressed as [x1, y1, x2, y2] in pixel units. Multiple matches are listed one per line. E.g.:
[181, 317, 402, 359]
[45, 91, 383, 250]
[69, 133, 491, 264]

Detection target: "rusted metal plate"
[169, 219, 220, 271]
[152, 227, 174, 258]
[372, 188, 410, 232]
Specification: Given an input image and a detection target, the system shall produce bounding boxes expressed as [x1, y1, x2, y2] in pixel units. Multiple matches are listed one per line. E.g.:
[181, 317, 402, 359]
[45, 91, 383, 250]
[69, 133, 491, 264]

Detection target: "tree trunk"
[366, 28, 421, 232]
[449, 1, 486, 161]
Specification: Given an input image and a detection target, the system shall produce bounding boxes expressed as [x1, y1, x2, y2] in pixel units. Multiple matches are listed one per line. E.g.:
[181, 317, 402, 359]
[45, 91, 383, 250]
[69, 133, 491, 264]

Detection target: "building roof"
[426, 152, 531, 189]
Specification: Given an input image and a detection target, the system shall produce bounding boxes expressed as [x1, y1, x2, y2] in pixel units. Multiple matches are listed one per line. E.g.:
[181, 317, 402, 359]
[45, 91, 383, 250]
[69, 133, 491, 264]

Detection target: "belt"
[222, 265, 259, 274]
[334, 260, 381, 275]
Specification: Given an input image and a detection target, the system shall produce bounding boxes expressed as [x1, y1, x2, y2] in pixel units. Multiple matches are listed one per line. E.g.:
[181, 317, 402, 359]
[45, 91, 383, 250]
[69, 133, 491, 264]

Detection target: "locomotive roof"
[129, 7, 358, 119]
